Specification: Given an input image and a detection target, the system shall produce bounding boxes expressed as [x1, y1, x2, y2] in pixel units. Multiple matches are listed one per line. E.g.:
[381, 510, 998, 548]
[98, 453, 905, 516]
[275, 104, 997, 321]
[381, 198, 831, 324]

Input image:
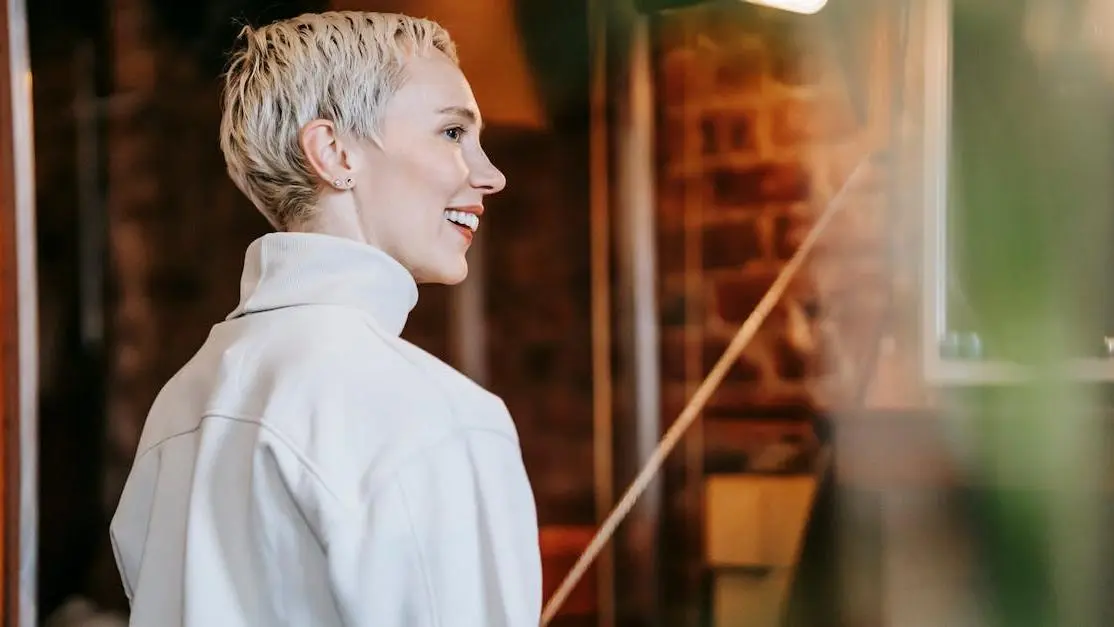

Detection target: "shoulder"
[229, 306, 436, 415]
[206, 308, 451, 490]
[194, 306, 526, 501]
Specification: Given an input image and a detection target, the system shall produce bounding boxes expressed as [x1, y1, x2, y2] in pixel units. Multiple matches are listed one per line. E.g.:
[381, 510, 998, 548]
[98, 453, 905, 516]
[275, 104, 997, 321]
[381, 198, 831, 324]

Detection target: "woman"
[109, 11, 542, 626]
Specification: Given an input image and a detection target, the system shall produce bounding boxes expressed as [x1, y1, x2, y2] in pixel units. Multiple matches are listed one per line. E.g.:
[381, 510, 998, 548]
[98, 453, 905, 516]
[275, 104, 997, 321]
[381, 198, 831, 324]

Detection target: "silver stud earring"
[345, 177, 353, 187]
[332, 178, 344, 188]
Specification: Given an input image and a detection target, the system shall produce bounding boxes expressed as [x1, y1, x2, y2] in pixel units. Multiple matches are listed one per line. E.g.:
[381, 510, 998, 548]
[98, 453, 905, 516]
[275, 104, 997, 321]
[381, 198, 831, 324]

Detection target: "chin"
[416, 258, 469, 285]
[439, 269, 468, 286]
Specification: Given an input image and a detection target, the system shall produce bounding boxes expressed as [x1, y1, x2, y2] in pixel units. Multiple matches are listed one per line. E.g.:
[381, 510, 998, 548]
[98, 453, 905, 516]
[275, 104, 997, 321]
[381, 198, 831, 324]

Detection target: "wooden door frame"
[0, 0, 38, 624]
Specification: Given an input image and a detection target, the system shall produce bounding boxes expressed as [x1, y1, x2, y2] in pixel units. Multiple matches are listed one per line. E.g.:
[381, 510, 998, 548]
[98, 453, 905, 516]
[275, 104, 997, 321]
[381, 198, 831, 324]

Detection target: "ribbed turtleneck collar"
[226, 232, 419, 337]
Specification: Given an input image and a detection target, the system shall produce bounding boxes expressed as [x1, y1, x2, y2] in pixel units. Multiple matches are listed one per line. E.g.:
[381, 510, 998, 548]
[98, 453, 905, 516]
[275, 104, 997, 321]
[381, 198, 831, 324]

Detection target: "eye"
[442, 126, 466, 143]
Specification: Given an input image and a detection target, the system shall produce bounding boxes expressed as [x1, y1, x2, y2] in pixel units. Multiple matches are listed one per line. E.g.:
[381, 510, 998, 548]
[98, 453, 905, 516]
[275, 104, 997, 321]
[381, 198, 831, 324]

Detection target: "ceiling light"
[742, 0, 828, 15]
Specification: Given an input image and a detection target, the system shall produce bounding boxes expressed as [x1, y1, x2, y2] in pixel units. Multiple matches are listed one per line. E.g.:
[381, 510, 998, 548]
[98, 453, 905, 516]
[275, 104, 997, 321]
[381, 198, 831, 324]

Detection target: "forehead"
[387, 51, 480, 121]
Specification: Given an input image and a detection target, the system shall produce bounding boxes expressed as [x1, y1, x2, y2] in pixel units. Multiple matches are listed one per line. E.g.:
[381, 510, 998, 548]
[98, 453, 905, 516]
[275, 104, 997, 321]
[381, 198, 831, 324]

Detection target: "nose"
[469, 149, 507, 195]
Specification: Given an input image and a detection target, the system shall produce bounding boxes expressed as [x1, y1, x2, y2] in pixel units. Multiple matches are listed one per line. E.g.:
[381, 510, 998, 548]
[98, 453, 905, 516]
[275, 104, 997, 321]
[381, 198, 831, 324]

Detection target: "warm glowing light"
[742, 0, 828, 15]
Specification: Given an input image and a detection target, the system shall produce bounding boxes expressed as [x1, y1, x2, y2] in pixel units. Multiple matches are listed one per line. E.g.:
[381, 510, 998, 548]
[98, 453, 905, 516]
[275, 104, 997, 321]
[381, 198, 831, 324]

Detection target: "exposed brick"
[775, 192, 887, 259]
[703, 450, 749, 474]
[727, 110, 758, 151]
[756, 211, 777, 259]
[700, 116, 717, 155]
[658, 225, 686, 275]
[776, 336, 810, 380]
[701, 219, 762, 270]
[703, 338, 761, 383]
[773, 213, 805, 259]
[656, 177, 686, 225]
[659, 386, 689, 432]
[659, 280, 695, 327]
[702, 416, 815, 471]
[706, 383, 817, 417]
[655, 10, 691, 53]
[660, 49, 703, 106]
[714, 43, 766, 94]
[649, 7, 899, 613]
[540, 526, 598, 616]
[697, 5, 759, 49]
[702, 109, 759, 156]
[659, 116, 687, 164]
[711, 163, 811, 206]
[713, 269, 779, 324]
[660, 332, 688, 382]
[766, 28, 822, 86]
[660, 334, 753, 388]
[710, 167, 763, 206]
[772, 93, 860, 145]
[762, 161, 812, 201]
[523, 429, 595, 523]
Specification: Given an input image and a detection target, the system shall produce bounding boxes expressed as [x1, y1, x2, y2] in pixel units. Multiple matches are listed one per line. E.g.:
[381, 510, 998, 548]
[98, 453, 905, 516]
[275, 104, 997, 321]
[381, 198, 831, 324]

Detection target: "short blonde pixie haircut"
[219, 11, 458, 229]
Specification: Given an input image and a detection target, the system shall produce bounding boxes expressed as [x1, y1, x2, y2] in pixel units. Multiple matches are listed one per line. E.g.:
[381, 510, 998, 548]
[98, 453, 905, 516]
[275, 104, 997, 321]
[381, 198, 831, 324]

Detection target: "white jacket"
[110, 232, 543, 626]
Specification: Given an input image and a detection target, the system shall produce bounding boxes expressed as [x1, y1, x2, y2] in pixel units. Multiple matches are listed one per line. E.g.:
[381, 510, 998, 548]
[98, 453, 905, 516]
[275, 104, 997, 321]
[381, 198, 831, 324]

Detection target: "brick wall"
[651, 2, 894, 618]
[481, 129, 595, 526]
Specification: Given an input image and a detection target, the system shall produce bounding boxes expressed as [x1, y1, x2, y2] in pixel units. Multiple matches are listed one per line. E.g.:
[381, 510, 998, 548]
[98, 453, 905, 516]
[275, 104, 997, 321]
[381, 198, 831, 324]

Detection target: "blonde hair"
[219, 11, 458, 229]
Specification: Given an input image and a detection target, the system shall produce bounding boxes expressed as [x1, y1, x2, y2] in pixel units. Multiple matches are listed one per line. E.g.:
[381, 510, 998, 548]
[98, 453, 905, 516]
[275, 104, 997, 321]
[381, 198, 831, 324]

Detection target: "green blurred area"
[948, 1, 1112, 624]
[950, 0, 1114, 361]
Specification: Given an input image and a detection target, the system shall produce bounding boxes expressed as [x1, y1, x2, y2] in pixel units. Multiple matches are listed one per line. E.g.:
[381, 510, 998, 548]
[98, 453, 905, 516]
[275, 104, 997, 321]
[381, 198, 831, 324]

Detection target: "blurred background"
[3, 0, 1114, 625]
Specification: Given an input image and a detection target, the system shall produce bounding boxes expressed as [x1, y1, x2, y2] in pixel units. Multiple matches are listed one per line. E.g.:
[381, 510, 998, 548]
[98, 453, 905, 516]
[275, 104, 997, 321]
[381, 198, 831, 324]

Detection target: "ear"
[299, 119, 357, 189]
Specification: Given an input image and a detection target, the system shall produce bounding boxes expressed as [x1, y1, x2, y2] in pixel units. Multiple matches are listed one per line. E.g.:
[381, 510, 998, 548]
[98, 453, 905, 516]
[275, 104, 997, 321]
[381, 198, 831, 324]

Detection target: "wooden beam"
[0, 0, 38, 623]
[587, 0, 616, 624]
[608, 2, 663, 624]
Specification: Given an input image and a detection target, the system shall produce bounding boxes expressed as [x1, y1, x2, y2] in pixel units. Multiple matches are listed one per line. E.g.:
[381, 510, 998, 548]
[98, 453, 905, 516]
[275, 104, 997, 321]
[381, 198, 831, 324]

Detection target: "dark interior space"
[28, 0, 110, 615]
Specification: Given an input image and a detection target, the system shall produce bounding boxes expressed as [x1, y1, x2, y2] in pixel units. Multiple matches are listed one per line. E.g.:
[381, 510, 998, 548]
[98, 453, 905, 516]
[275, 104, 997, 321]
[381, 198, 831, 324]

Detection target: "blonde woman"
[109, 12, 541, 626]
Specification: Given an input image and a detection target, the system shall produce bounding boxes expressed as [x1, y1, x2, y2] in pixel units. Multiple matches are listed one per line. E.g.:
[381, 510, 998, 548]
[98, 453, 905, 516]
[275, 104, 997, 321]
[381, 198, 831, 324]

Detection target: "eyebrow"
[438, 106, 484, 131]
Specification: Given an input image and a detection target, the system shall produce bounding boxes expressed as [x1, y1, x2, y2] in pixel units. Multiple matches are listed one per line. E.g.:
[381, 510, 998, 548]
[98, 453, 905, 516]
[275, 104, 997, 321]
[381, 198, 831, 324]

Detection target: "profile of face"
[299, 50, 506, 284]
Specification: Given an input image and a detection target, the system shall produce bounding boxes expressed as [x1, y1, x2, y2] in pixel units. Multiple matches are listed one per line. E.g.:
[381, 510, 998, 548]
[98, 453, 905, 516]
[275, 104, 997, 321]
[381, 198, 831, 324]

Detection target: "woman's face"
[349, 50, 505, 284]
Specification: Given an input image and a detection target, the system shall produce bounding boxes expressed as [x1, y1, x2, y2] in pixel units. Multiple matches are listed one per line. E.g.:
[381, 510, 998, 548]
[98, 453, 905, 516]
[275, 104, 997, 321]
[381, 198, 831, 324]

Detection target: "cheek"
[442, 149, 471, 190]
[399, 147, 469, 199]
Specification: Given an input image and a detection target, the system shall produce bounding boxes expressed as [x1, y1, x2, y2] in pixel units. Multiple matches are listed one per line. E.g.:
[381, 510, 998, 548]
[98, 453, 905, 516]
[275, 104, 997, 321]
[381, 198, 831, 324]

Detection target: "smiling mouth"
[444, 208, 480, 232]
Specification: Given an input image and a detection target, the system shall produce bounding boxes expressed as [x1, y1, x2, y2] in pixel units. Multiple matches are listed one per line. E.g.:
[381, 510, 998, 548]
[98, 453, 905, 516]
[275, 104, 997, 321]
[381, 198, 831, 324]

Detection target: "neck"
[289, 201, 370, 244]
[227, 232, 419, 337]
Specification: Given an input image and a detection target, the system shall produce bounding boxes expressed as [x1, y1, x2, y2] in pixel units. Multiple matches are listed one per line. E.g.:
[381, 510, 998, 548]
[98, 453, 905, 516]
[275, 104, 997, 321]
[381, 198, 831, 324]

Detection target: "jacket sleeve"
[325, 430, 543, 627]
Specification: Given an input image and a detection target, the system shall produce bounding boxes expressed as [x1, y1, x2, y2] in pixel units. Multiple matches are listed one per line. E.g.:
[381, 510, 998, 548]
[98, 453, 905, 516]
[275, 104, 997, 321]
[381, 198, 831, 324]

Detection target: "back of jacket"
[109, 233, 542, 627]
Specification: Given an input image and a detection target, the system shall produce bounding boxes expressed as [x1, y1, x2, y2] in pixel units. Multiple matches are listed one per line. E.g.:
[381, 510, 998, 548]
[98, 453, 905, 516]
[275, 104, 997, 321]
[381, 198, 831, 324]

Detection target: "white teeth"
[443, 209, 480, 232]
